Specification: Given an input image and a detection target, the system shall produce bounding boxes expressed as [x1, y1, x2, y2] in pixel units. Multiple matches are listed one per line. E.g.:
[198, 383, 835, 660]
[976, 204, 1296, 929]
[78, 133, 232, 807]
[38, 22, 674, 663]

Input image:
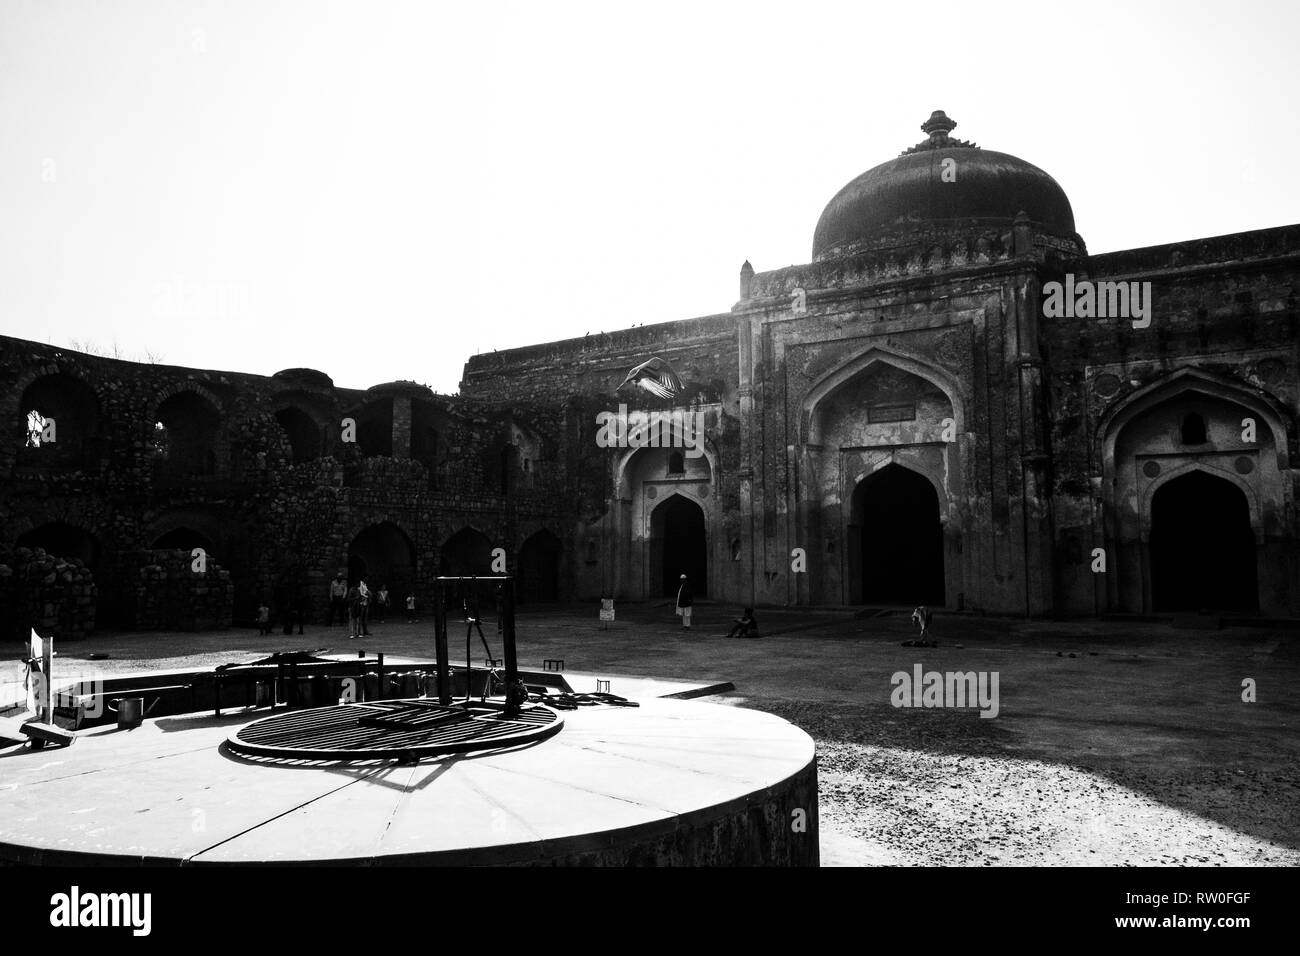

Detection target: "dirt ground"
[5, 603, 1297, 866]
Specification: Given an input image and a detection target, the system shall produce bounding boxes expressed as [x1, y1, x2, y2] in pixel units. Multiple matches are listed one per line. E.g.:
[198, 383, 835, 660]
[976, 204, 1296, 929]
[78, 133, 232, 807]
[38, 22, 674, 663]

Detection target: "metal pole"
[434, 579, 450, 705]
[502, 577, 518, 692]
[42, 634, 54, 725]
[465, 577, 473, 705]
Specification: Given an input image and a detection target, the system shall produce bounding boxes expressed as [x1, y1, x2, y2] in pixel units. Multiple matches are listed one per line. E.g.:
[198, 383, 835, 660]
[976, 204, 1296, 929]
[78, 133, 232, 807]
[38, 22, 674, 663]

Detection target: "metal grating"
[226, 699, 562, 762]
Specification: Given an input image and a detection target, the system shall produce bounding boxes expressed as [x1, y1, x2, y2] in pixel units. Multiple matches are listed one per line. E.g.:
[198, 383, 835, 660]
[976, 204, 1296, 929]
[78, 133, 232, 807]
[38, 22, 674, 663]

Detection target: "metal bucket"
[110, 697, 144, 729]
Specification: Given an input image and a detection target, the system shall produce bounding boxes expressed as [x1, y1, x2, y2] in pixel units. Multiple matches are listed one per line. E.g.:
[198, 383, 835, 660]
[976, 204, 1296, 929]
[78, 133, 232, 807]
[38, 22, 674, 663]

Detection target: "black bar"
[502, 578, 518, 691]
[434, 579, 450, 705]
[377, 652, 385, 701]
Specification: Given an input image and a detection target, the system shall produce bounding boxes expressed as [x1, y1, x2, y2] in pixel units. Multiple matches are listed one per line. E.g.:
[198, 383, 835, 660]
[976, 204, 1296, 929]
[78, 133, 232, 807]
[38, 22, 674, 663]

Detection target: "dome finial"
[921, 110, 957, 146]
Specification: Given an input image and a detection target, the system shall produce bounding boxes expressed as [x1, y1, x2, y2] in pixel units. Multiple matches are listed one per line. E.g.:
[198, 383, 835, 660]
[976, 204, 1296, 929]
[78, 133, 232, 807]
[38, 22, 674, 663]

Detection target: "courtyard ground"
[5, 603, 1297, 867]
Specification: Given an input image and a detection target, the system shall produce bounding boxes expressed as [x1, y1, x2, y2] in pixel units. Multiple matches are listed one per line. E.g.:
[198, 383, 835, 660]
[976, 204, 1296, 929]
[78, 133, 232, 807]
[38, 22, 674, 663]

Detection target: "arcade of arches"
[4, 113, 1300, 628]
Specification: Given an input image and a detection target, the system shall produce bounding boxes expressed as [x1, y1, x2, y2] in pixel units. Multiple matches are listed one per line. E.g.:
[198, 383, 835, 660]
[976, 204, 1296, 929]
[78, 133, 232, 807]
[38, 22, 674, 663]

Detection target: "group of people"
[255, 586, 308, 636]
[252, 573, 420, 638]
[328, 573, 381, 638]
[326, 573, 417, 638]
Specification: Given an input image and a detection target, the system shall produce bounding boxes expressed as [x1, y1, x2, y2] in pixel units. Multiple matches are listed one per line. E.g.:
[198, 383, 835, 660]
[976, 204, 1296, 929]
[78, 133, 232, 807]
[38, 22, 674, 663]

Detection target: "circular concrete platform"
[0, 698, 818, 866]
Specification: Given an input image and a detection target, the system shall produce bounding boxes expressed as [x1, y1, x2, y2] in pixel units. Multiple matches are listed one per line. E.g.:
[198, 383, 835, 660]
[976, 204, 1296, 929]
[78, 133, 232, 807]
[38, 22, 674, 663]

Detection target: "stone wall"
[129, 549, 234, 632]
[0, 338, 569, 637]
[3, 219, 1298, 626]
[0, 547, 97, 642]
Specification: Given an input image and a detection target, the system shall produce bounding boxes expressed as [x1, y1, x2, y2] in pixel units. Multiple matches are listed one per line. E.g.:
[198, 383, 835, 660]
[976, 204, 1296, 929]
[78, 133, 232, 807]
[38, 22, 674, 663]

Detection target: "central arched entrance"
[1150, 470, 1257, 612]
[850, 464, 943, 605]
[652, 495, 707, 598]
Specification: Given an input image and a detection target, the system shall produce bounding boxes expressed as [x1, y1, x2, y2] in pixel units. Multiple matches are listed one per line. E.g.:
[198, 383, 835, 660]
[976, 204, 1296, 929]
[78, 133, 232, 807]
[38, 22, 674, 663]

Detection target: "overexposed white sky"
[3, 0, 1298, 393]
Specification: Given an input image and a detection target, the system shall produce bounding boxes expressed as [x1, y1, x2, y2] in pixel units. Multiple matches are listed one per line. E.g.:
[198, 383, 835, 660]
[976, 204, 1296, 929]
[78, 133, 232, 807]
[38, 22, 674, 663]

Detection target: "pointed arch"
[801, 345, 966, 446]
[1098, 366, 1291, 466]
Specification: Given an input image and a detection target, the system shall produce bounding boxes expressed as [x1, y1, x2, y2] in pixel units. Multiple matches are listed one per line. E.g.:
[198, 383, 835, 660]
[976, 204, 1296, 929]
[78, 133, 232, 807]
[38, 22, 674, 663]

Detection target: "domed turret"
[811, 111, 1081, 261]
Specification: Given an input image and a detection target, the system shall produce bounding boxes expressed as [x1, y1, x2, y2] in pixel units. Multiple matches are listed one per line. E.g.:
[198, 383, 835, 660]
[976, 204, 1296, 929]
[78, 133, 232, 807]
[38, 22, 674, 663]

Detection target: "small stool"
[596, 679, 611, 694]
[544, 659, 564, 672]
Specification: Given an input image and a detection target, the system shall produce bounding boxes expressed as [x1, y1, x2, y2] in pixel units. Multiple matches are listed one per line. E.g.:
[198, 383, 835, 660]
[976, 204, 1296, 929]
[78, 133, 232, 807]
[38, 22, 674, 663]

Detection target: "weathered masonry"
[461, 112, 1300, 618]
[4, 111, 1298, 636]
[1, 357, 567, 638]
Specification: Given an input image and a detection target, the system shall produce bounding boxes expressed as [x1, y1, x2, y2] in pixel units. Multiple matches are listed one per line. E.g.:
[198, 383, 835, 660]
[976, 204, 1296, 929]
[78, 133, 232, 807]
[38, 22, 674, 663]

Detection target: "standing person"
[256, 601, 271, 636]
[328, 572, 347, 626]
[376, 584, 389, 622]
[358, 579, 372, 636]
[910, 605, 932, 642]
[347, 585, 361, 639]
[675, 574, 693, 631]
[405, 592, 416, 623]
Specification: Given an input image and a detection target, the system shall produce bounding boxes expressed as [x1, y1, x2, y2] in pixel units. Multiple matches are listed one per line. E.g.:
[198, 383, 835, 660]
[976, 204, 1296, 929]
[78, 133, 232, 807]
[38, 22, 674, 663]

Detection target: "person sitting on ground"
[725, 607, 759, 639]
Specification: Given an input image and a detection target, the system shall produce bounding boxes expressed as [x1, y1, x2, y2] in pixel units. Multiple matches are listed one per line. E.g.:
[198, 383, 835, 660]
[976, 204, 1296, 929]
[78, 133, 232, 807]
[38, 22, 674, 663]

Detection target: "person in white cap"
[675, 574, 694, 630]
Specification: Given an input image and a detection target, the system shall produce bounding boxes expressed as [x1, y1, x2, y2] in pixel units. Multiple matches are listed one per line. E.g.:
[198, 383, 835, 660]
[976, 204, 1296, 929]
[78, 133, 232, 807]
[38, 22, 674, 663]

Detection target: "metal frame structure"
[433, 575, 518, 706]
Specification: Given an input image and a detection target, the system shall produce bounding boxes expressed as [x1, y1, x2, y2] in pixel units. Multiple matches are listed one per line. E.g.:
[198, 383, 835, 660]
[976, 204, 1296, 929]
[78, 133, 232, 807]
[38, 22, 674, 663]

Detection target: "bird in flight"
[618, 356, 684, 400]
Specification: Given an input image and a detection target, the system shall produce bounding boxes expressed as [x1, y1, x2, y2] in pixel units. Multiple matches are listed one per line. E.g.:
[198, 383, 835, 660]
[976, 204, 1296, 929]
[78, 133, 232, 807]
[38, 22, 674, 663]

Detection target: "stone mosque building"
[3, 111, 1298, 638]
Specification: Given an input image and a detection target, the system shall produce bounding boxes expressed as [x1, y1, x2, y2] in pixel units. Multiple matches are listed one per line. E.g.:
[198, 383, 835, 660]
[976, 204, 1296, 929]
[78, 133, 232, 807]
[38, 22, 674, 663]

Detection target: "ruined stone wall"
[0, 547, 97, 642]
[0, 337, 569, 638]
[130, 549, 234, 631]
[463, 314, 743, 602]
[4, 221, 1297, 628]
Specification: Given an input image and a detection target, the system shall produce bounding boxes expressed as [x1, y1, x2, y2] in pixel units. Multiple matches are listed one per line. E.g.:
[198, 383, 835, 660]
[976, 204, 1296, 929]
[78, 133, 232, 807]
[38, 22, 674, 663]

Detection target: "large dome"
[812, 111, 1078, 261]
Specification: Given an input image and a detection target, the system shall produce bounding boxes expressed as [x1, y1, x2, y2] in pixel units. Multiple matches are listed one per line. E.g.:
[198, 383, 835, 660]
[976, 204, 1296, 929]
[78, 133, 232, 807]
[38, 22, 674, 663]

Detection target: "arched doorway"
[274, 407, 321, 463]
[850, 464, 943, 605]
[518, 530, 561, 603]
[18, 373, 101, 470]
[349, 523, 416, 599]
[15, 522, 108, 630]
[151, 391, 221, 477]
[439, 527, 493, 577]
[18, 522, 100, 567]
[652, 495, 707, 598]
[1150, 471, 1257, 612]
[152, 527, 215, 555]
